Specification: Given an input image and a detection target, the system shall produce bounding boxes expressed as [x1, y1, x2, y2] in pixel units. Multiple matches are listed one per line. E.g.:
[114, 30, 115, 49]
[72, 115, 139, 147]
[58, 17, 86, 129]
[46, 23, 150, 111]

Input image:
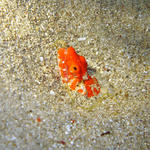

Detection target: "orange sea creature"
[57, 47, 100, 97]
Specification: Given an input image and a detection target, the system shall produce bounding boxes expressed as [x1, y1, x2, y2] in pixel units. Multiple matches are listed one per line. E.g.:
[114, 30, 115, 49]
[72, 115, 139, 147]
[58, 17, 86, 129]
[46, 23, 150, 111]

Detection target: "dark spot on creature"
[74, 66, 77, 70]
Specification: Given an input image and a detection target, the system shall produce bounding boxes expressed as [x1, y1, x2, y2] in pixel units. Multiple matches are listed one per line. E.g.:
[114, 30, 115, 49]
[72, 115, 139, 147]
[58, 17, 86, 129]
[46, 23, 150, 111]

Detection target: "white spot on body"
[57, 58, 60, 64]
[64, 49, 68, 55]
[62, 77, 68, 82]
[62, 68, 67, 71]
[68, 78, 76, 87]
[82, 73, 88, 80]
[76, 82, 86, 94]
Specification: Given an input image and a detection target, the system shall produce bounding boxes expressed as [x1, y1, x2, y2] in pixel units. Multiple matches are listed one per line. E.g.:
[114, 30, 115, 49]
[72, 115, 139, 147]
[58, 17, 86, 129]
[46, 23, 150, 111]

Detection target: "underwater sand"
[0, 0, 150, 149]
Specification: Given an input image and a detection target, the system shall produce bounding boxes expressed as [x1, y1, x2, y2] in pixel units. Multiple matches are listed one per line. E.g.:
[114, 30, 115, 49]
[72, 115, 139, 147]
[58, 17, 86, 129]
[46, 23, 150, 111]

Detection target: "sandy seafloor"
[0, 0, 150, 149]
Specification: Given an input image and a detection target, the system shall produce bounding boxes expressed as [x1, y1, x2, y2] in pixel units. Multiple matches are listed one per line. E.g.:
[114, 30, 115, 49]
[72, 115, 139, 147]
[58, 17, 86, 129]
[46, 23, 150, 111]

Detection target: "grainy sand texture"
[0, 0, 150, 149]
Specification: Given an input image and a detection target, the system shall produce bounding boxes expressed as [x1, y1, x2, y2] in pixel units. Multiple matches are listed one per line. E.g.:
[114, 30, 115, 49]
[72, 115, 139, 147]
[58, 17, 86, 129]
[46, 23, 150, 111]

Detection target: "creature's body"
[57, 47, 100, 97]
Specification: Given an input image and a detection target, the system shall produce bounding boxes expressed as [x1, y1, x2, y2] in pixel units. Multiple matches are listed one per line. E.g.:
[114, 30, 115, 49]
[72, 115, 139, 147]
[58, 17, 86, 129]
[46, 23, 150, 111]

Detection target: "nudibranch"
[57, 47, 100, 97]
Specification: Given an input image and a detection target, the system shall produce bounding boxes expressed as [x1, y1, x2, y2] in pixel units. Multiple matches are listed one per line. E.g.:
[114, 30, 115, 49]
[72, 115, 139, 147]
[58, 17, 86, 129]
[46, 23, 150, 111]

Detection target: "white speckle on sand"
[65, 124, 72, 134]
[50, 90, 55, 95]
[142, 89, 146, 92]
[40, 57, 43, 62]
[78, 37, 86, 41]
